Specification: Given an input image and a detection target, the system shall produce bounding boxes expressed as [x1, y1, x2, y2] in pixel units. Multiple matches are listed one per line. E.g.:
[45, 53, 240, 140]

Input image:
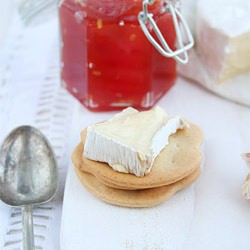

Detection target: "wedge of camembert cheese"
[84, 106, 189, 177]
[196, 0, 250, 83]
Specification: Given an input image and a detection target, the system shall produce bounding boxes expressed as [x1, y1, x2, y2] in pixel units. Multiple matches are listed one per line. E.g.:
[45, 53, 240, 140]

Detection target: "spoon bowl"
[0, 125, 58, 250]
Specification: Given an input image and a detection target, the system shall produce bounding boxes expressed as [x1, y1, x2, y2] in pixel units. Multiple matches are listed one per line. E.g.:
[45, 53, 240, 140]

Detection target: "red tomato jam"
[59, 0, 177, 111]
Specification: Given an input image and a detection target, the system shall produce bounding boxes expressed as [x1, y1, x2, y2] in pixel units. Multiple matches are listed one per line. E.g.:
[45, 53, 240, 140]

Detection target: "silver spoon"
[0, 125, 58, 250]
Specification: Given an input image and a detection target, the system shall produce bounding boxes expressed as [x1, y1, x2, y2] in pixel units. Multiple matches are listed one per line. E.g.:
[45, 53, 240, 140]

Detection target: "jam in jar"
[59, 0, 193, 111]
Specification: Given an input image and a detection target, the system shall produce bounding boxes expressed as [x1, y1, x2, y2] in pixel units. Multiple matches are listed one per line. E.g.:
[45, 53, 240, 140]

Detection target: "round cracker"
[74, 165, 201, 208]
[72, 124, 203, 190]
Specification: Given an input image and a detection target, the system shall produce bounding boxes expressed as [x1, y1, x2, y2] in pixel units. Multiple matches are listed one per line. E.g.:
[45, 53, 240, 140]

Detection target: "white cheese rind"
[84, 107, 188, 177]
[151, 115, 189, 157]
[196, 0, 250, 83]
[84, 130, 152, 176]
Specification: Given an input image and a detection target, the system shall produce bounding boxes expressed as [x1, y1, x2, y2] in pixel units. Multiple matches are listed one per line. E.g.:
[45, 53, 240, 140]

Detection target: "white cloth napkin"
[0, 1, 15, 50]
[0, 13, 74, 250]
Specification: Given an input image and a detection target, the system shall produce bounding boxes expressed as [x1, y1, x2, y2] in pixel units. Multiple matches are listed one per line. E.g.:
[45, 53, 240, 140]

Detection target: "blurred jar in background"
[59, 0, 193, 111]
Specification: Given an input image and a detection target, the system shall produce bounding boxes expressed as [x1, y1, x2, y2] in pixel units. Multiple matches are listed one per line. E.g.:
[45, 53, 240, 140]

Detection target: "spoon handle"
[22, 205, 35, 250]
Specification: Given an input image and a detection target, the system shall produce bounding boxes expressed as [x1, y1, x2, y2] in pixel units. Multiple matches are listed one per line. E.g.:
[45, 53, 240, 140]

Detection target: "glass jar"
[59, 0, 193, 111]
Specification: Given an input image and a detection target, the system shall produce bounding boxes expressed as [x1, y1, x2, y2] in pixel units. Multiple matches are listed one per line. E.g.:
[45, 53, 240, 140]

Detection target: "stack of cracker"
[72, 119, 204, 208]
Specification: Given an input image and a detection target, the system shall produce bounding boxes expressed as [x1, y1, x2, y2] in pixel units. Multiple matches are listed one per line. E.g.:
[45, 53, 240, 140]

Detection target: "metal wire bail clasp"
[138, 0, 194, 64]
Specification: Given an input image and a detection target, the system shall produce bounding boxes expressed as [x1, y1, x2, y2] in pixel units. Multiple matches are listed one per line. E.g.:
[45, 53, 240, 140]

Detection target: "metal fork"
[18, 0, 58, 26]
